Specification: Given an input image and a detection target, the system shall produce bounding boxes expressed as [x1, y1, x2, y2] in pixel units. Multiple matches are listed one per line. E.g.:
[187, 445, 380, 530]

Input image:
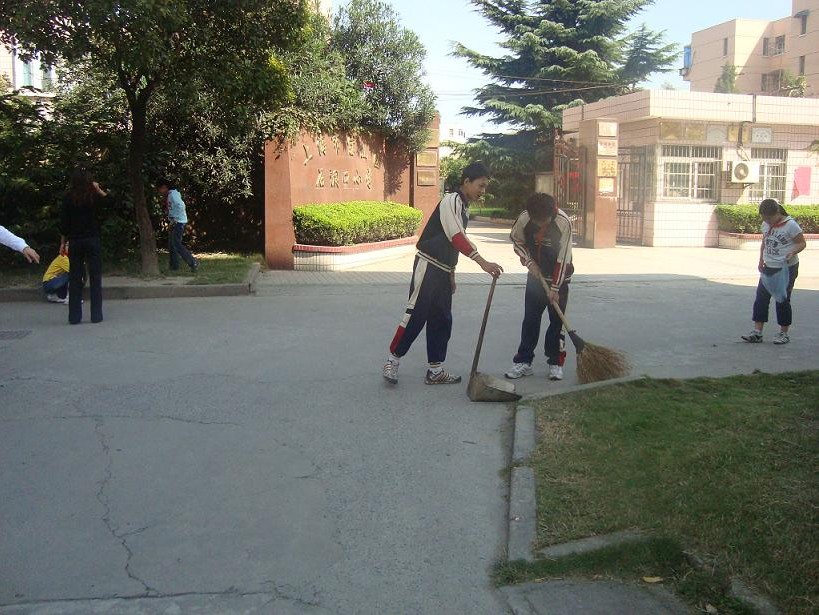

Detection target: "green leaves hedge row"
[715, 204, 819, 234]
[293, 201, 423, 246]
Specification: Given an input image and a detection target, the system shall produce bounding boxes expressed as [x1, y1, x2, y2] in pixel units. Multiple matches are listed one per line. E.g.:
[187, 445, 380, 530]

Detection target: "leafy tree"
[714, 63, 739, 93]
[439, 153, 468, 193]
[778, 71, 807, 97]
[452, 0, 677, 211]
[0, 0, 308, 274]
[332, 0, 436, 152]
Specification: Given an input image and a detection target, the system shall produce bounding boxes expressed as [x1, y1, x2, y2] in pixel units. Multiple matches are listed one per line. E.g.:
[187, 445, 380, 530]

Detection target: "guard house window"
[723, 38, 728, 56]
[748, 148, 787, 203]
[799, 55, 806, 76]
[661, 145, 721, 200]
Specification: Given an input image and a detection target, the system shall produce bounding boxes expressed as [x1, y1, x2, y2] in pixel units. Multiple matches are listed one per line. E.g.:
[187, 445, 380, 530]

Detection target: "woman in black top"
[59, 168, 109, 324]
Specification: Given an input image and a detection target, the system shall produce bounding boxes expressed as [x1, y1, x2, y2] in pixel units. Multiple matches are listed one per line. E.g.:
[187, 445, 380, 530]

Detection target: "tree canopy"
[333, 0, 436, 152]
[0, 0, 308, 273]
[453, 0, 678, 211]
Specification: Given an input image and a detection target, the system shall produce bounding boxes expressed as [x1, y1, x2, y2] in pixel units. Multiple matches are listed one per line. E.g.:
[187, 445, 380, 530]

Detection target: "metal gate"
[554, 139, 586, 243]
[617, 146, 653, 244]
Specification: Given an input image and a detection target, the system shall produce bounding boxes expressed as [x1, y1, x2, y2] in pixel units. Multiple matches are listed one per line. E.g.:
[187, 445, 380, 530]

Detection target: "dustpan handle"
[470, 276, 498, 377]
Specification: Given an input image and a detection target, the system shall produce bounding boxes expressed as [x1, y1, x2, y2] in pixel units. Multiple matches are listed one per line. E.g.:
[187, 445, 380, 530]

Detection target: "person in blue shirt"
[157, 179, 198, 272]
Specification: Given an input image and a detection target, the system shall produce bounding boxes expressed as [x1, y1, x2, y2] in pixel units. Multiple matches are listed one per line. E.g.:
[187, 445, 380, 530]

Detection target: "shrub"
[715, 204, 819, 234]
[292, 201, 423, 246]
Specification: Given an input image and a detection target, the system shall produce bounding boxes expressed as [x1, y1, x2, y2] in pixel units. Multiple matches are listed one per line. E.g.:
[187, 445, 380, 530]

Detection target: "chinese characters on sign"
[307, 133, 378, 192]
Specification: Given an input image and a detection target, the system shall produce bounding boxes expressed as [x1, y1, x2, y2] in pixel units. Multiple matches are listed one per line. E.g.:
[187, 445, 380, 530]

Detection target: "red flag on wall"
[792, 166, 811, 199]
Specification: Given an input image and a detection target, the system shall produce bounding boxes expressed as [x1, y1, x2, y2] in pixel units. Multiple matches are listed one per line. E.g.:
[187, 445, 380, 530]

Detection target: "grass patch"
[494, 537, 756, 614]
[528, 372, 818, 614]
[0, 252, 261, 287]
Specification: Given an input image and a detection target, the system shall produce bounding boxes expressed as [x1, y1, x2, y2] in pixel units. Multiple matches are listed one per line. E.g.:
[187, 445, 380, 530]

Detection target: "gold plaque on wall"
[684, 122, 706, 141]
[597, 138, 618, 157]
[597, 159, 617, 177]
[416, 150, 438, 167]
[417, 169, 438, 186]
[660, 121, 683, 140]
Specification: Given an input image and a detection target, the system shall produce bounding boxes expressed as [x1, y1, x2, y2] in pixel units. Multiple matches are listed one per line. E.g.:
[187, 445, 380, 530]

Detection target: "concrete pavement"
[2, 222, 817, 614]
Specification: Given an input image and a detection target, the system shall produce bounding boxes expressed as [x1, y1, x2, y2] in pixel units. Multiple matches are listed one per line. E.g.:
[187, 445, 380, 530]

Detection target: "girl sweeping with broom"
[505, 193, 574, 381]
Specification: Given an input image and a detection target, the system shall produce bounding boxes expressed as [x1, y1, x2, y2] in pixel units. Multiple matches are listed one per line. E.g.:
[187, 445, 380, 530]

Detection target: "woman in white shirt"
[741, 199, 807, 345]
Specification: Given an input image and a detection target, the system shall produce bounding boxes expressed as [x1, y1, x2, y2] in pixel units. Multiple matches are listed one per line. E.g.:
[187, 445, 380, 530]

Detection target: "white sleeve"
[0, 225, 28, 252]
[510, 212, 532, 265]
[440, 193, 479, 259]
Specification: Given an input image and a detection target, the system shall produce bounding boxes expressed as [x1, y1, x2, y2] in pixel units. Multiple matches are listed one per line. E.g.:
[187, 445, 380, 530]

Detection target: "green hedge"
[292, 201, 423, 246]
[714, 204, 819, 234]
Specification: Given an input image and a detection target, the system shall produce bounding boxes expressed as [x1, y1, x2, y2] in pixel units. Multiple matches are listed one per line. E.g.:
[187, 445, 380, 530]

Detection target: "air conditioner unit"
[728, 161, 760, 183]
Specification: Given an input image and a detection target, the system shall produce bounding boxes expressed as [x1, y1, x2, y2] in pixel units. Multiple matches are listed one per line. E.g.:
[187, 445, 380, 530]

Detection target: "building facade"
[561, 90, 819, 247]
[681, 0, 818, 97]
[0, 44, 56, 100]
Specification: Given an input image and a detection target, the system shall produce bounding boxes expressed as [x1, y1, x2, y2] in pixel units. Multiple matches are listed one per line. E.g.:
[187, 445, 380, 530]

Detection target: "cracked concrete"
[93, 419, 158, 597]
[3, 236, 817, 613]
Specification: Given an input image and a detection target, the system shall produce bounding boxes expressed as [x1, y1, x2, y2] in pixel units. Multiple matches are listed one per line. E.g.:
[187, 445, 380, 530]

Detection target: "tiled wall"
[643, 202, 720, 247]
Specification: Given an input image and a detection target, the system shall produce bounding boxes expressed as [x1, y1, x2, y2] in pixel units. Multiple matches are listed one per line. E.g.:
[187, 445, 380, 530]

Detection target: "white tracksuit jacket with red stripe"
[510, 210, 574, 287]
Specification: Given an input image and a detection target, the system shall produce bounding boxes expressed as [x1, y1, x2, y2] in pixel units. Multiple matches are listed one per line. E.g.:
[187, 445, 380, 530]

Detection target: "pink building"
[681, 0, 818, 97]
[560, 90, 819, 247]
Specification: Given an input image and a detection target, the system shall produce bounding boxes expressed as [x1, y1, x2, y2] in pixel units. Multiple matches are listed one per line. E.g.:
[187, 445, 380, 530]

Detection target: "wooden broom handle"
[532, 268, 575, 332]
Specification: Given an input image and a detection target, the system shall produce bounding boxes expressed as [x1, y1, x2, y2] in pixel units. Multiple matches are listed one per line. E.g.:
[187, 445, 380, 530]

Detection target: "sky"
[344, 0, 790, 137]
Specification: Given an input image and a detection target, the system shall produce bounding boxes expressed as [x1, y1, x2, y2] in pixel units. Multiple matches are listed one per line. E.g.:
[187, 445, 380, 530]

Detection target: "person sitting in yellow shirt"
[42, 248, 70, 304]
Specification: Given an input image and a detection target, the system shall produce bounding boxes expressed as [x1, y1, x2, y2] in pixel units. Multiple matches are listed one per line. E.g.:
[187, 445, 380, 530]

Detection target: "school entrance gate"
[616, 146, 653, 245]
[553, 139, 586, 243]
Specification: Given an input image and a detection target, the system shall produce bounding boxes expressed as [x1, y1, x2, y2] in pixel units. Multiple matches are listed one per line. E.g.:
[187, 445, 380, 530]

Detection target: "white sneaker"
[60, 296, 69, 304]
[383, 360, 399, 384]
[548, 364, 564, 381]
[505, 362, 533, 379]
[772, 331, 790, 345]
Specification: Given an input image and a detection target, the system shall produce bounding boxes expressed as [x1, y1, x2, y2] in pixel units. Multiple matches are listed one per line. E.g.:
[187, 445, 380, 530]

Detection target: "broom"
[534, 269, 630, 384]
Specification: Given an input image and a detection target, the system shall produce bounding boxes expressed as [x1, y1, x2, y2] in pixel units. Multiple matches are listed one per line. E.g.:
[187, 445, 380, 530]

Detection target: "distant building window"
[458, 129, 465, 137]
[800, 14, 808, 35]
[21, 60, 34, 87]
[723, 38, 728, 56]
[683, 45, 692, 69]
[748, 148, 787, 203]
[799, 55, 806, 75]
[448, 129, 454, 137]
[41, 66, 54, 91]
[761, 70, 784, 92]
[774, 35, 785, 55]
[661, 145, 721, 200]
[762, 38, 769, 56]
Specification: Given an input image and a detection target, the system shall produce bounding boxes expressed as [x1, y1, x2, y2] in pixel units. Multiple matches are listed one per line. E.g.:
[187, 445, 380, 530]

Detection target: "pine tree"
[453, 0, 677, 211]
[714, 63, 739, 93]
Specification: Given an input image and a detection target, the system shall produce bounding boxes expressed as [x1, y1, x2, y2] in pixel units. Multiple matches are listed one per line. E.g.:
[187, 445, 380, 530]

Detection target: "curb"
[506, 402, 538, 563]
[0, 262, 261, 302]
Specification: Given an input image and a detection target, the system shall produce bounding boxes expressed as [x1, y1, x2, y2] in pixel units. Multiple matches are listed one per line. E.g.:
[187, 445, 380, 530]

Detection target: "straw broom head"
[576, 343, 631, 385]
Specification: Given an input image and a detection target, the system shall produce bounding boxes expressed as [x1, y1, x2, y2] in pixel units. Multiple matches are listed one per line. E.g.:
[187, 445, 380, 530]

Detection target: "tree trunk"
[128, 100, 159, 275]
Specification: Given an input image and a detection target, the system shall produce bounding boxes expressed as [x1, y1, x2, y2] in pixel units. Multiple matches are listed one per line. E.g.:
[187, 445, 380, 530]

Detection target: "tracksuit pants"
[753, 263, 799, 327]
[390, 256, 453, 364]
[513, 273, 569, 366]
